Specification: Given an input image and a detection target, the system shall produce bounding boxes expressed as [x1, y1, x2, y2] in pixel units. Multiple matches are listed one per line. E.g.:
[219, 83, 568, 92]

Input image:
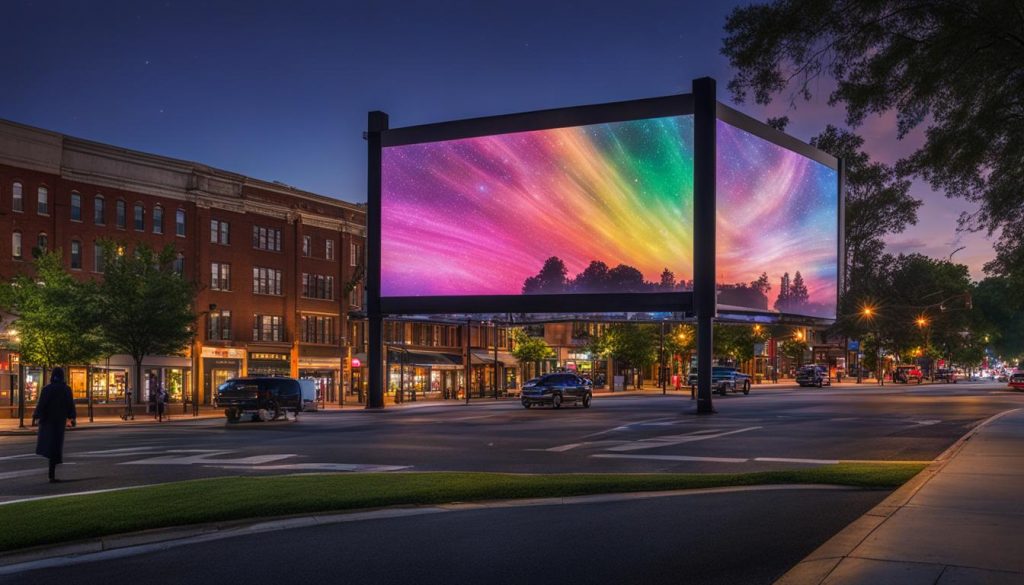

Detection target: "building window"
[301, 273, 335, 300]
[36, 233, 48, 255]
[350, 242, 359, 266]
[94, 243, 105, 273]
[302, 235, 312, 257]
[153, 205, 163, 234]
[37, 186, 49, 215]
[211, 262, 231, 291]
[173, 253, 185, 275]
[116, 200, 126, 228]
[208, 309, 232, 340]
[252, 226, 282, 252]
[12, 182, 23, 212]
[252, 266, 283, 295]
[12, 231, 22, 260]
[253, 315, 284, 342]
[175, 209, 186, 237]
[210, 219, 230, 244]
[70, 240, 82, 269]
[326, 239, 335, 260]
[94, 196, 105, 224]
[300, 315, 335, 344]
[134, 203, 145, 231]
[349, 284, 361, 309]
[70, 193, 82, 221]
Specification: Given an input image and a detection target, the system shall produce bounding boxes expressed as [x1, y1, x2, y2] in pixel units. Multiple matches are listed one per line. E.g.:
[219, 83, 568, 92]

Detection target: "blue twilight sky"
[1, 0, 995, 277]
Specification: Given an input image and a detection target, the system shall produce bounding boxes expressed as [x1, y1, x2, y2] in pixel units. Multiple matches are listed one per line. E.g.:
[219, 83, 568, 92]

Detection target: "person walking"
[153, 376, 169, 422]
[31, 367, 77, 483]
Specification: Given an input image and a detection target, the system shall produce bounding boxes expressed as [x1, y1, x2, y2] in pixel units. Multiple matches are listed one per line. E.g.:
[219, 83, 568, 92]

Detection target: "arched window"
[37, 186, 49, 215]
[94, 195, 106, 224]
[153, 205, 164, 234]
[116, 200, 126, 228]
[134, 202, 144, 231]
[36, 232, 48, 255]
[70, 192, 82, 221]
[70, 240, 82, 270]
[175, 209, 186, 237]
[12, 182, 23, 212]
[12, 231, 22, 259]
[94, 242, 105, 273]
[173, 252, 185, 275]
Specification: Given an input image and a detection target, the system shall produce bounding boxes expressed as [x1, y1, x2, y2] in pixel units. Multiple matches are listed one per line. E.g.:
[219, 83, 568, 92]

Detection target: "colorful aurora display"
[716, 121, 838, 319]
[380, 113, 838, 319]
[381, 115, 695, 296]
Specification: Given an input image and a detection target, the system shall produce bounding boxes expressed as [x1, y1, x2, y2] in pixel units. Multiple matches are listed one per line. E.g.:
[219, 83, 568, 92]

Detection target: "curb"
[0, 483, 862, 575]
[772, 407, 1022, 585]
[0, 415, 226, 436]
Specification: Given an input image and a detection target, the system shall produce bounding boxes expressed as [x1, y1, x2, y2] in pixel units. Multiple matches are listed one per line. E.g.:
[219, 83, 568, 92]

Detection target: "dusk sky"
[2, 0, 994, 278]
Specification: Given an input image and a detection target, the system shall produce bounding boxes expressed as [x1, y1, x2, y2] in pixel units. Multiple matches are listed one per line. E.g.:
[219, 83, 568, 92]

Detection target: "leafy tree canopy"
[722, 1, 1024, 283]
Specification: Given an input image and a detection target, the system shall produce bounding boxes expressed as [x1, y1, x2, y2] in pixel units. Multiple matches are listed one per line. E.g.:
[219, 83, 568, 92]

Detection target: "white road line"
[604, 426, 762, 452]
[0, 454, 35, 461]
[204, 463, 410, 472]
[121, 453, 297, 466]
[754, 457, 840, 465]
[0, 469, 52, 480]
[593, 454, 749, 463]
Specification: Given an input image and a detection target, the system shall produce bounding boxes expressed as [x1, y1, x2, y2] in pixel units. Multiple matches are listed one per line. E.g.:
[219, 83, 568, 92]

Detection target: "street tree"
[722, 1, 1024, 284]
[510, 328, 554, 380]
[95, 242, 196, 404]
[602, 323, 659, 388]
[0, 251, 105, 375]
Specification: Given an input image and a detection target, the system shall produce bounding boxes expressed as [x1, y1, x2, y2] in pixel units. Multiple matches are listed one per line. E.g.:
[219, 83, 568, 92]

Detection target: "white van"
[297, 379, 318, 412]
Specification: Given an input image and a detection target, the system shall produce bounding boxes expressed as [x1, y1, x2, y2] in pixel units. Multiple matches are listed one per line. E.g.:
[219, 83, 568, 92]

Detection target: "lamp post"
[191, 303, 217, 417]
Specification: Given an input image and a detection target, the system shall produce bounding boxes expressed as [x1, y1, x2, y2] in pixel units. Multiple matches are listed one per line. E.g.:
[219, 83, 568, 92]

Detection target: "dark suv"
[521, 373, 593, 409]
[796, 365, 831, 388]
[217, 377, 302, 422]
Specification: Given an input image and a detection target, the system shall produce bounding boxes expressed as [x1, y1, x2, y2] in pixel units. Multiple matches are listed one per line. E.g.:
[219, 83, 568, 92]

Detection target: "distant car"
[1009, 373, 1024, 391]
[934, 368, 958, 383]
[687, 367, 752, 396]
[521, 373, 592, 409]
[217, 376, 303, 422]
[894, 365, 924, 384]
[796, 365, 831, 388]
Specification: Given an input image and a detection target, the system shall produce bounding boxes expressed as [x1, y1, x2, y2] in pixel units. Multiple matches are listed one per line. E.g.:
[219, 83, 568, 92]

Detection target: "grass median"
[0, 462, 926, 553]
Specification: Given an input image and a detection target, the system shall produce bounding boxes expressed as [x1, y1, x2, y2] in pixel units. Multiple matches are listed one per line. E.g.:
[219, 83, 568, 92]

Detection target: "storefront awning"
[470, 350, 519, 366]
[387, 349, 463, 368]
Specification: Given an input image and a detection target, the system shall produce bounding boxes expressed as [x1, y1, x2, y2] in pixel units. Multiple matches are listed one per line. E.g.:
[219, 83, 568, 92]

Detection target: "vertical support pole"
[660, 321, 666, 394]
[366, 111, 388, 409]
[493, 322, 499, 400]
[87, 364, 94, 422]
[693, 77, 717, 414]
[17, 363, 25, 428]
[464, 319, 471, 405]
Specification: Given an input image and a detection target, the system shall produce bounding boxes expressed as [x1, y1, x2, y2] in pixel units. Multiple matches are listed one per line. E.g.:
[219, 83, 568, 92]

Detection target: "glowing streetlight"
[916, 317, 928, 328]
[862, 306, 875, 318]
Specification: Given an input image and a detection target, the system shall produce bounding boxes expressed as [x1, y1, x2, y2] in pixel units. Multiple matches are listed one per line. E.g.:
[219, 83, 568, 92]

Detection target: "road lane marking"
[593, 454, 749, 463]
[0, 454, 35, 461]
[121, 452, 297, 466]
[604, 426, 762, 452]
[754, 457, 840, 465]
[204, 463, 410, 472]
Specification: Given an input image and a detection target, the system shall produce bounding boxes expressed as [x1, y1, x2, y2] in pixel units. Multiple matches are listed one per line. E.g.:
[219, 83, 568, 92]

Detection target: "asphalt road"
[0, 382, 1019, 500]
[5, 488, 886, 585]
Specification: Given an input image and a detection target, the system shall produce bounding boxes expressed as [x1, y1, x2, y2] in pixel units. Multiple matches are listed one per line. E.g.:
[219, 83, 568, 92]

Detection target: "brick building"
[0, 119, 365, 414]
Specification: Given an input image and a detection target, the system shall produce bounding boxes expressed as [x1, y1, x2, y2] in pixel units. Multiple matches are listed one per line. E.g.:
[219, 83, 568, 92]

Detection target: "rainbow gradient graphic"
[381, 115, 695, 297]
[716, 121, 839, 319]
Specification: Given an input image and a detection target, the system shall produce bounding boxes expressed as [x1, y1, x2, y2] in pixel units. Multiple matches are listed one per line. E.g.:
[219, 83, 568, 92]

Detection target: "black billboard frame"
[366, 77, 843, 410]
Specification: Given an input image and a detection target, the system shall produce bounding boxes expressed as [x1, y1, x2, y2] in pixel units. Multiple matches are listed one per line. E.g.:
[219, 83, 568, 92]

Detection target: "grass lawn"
[0, 463, 926, 553]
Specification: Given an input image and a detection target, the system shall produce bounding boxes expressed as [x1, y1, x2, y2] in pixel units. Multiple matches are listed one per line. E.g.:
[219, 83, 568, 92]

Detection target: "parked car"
[796, 365, 831, 388]
[217, 376, 303, 422]
[934, 368, 958, 383]
[894, 365, 924, 384]
[1008, 373, 1024, 391]
[521, 373, 592, 409]
[687, 367, 752, 396]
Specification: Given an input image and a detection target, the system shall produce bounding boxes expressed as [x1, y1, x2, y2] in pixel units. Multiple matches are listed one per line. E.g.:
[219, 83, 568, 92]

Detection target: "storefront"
[470, 350, 519, 398]
[202, 347, 245, 404]
[386, 349, 462, 402]
[247, 351, 290, 377]
[299, 358, 341, 405]
[348, 354, 366, 404]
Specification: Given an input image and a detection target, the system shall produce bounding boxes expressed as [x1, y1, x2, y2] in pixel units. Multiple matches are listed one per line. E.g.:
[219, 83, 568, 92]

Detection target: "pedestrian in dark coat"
[31, 367, 77, 483]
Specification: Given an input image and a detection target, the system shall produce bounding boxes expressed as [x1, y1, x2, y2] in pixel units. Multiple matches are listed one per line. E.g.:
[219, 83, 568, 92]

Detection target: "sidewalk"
[777, 408, 1024, 584]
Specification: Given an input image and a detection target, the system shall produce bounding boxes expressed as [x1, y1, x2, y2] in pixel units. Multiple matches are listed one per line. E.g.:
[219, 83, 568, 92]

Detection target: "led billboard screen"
[716, 120, 839, 319]
[381, 115, 695, 298]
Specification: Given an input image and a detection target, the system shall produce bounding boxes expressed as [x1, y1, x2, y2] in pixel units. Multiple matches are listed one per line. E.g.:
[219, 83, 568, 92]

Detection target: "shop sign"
[350, 358, 362, 368]
[201, 347, 245, 359]
[250, 352, 289, 362]
[10, 353, 19, 366]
